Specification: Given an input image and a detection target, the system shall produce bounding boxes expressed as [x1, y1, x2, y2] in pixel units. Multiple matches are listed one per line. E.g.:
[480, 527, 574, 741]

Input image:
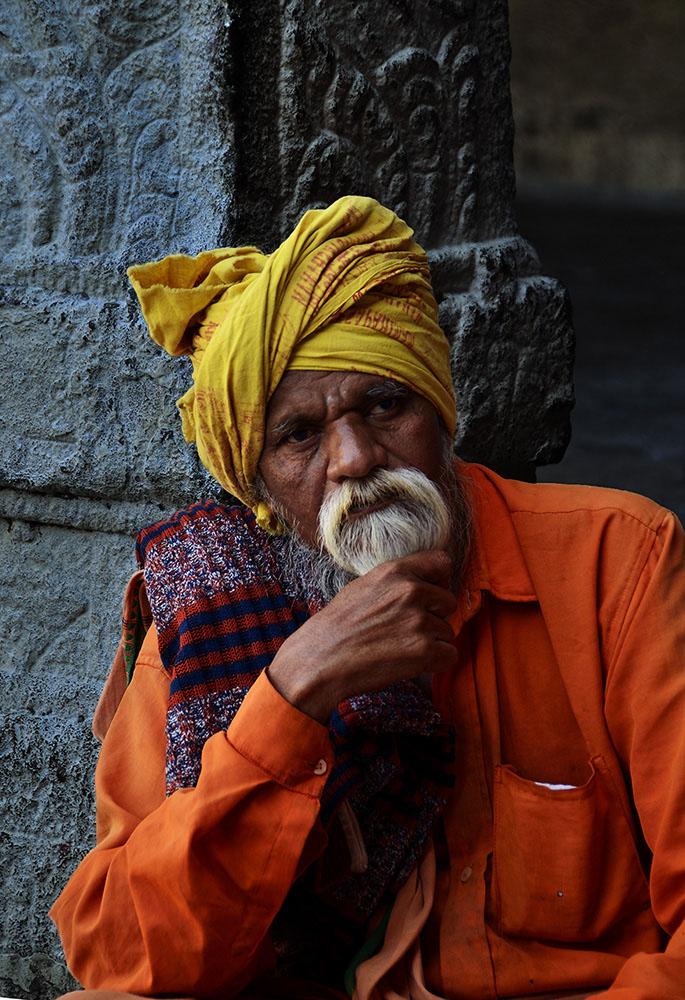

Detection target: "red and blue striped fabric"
[136, 500, 454, 922]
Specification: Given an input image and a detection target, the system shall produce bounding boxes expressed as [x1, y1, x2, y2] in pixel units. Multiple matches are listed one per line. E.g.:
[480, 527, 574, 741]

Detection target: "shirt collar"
[452, 463, 537, 628]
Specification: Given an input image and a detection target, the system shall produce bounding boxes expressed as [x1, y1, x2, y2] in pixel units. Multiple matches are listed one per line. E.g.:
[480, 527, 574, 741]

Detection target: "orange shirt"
[51, 466, 685, 999]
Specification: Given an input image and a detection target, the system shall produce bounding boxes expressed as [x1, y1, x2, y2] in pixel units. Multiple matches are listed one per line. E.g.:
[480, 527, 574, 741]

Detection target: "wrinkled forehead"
[265, 369, 419, 428]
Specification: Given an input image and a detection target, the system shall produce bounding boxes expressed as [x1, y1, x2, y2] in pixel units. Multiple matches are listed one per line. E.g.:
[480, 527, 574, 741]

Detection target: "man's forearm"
[51, 670, 331, 997]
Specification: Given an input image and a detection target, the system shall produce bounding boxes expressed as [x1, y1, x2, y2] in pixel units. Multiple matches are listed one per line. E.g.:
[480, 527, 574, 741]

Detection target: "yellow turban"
[127, 196, 456, 531]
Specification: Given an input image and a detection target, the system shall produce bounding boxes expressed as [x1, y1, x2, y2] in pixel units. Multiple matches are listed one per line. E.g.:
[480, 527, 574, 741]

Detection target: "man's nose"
[326, 418, 387, 482]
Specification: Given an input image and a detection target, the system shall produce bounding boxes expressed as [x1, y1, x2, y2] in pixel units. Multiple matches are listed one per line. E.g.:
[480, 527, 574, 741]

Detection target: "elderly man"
[52, 197, 685, 1000]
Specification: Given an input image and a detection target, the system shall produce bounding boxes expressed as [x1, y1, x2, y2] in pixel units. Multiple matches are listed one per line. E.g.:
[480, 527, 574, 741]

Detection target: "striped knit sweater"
[136, 500, 454, 925]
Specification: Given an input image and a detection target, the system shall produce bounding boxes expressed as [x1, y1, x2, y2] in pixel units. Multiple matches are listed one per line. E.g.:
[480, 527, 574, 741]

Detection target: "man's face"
[258, 370, 447, 548]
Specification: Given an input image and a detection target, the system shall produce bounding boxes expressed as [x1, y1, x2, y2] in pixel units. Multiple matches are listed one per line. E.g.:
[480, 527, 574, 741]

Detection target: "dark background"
[508, 0, 685, 523]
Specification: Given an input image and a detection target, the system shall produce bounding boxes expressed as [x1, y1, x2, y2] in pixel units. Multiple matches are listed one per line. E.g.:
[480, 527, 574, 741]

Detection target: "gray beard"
[275, 534, 357, 606]
[272, 457, 472, 606]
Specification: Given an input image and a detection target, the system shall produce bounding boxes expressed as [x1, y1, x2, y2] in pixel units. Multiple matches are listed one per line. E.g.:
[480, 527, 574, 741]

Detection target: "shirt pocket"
[492, 753, 651, 942]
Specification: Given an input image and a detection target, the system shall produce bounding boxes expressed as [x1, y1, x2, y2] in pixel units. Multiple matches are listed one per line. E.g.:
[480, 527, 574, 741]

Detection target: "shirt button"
[460, 865, 473, 883]
[313, 758, 328, 775]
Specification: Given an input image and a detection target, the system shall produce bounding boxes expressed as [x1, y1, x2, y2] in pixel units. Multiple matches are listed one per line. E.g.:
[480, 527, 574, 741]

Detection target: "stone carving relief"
[0, 0, 234, 511]
[279, 0, 480, 246]
[269, 0, 573, 475]
[438, 247, 574, 474]
[0, 0, 181, 260]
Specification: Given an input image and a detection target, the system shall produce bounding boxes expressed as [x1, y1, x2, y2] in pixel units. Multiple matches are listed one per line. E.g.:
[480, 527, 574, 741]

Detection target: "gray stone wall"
[0, 1, 572, 996]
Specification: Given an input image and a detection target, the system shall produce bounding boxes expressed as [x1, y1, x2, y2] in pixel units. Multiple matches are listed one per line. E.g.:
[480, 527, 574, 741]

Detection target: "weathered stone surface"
[0, 279, 213, 508]
[1, 720, 98, 999]
[0, 518, 136, 997]
[430, 239, 574, 477]
[231, 0, 572, 475]
[234, 0, 518, 245]
[0, 488, 174, 537]
[0, 0, 234, 262]
[0, 1, 573, 995]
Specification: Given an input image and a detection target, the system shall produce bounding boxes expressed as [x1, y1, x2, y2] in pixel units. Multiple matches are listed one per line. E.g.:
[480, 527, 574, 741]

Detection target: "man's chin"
[276, 529, 357, 604]
[268, 458, 472, 600]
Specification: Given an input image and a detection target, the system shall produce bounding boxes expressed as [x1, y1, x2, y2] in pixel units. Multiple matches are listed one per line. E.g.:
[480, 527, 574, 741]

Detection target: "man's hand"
[268, 550, 458, 723]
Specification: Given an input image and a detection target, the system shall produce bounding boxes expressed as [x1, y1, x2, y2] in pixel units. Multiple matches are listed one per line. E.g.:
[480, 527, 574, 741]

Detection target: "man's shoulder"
[465, 465, 681, 617]
[135, 499, 281, 603]
[134, 500, 298, 637]
[468, 463, 671, 535]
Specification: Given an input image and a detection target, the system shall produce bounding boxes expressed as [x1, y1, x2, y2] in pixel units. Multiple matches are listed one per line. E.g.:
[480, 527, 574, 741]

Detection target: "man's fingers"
[429, 615, 458, 647]
[423, 582, 458, 618]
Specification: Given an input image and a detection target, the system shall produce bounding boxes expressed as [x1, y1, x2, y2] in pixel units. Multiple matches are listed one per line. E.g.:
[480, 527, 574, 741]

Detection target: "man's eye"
[285, 427, 313, 444]
[370, 397, 397, 415]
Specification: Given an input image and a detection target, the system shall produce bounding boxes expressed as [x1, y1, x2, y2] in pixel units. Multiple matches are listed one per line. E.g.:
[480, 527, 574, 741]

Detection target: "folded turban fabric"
[127, 196, 456, 531]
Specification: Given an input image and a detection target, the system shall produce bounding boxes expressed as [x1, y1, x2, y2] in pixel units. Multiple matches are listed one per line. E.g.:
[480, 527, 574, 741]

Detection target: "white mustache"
[317, 467, 451, 576]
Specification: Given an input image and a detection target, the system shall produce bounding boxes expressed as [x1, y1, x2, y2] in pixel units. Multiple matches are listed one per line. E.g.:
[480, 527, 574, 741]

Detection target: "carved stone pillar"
[0, 1, 572, 995]
[231, 0, 574, 477]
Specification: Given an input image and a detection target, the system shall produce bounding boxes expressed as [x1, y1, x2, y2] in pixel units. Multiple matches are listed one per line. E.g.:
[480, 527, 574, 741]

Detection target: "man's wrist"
[267, 653, 336, 724]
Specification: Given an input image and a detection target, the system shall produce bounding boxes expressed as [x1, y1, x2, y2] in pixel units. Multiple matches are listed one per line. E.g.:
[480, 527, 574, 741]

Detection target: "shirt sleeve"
[50, 624, 334, 998]
[593, 510, 685, 999]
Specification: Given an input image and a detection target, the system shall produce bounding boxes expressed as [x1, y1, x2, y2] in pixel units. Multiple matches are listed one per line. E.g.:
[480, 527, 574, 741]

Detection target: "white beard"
[260, 452, 471, 605]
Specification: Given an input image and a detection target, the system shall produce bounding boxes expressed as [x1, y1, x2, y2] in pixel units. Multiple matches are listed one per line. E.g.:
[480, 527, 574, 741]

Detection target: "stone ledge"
[427, 234, 542, 300]
[0, 488, 173, 536]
